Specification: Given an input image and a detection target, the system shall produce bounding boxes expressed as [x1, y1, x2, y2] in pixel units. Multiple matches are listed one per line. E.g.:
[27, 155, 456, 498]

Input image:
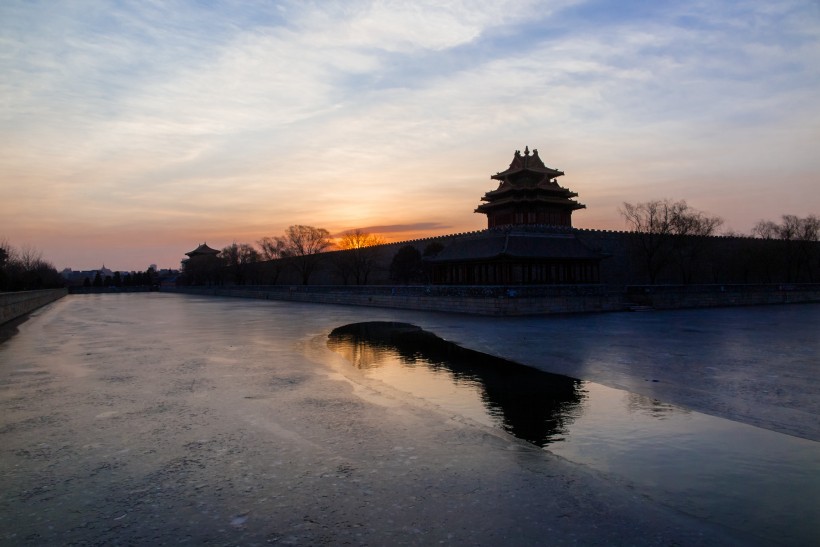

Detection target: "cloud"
[1, 0, 819, 270]
[335, 222, 452, 236]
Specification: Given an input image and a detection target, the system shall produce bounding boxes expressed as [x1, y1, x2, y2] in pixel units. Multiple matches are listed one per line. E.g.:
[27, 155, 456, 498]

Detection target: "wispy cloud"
[1, 0, 818, 270]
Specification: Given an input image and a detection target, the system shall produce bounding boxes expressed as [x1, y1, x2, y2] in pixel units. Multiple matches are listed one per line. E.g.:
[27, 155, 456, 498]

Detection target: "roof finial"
[524, 146, 530, 156]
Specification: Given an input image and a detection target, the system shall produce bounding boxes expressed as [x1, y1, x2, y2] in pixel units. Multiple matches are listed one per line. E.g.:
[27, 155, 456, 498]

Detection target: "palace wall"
[573, 230, 820, 285]
[206, 229, 820, 287]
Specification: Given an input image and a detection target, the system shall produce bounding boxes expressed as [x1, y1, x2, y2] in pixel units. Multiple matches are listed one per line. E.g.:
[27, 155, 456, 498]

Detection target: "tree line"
[82, 268, 158, 289]
[0, 240, 63, 292]
[181, 205, 819, 288]
[183, 225, 391, 286]
[181, 224, 451, 287]
[619, 200, 819, 284]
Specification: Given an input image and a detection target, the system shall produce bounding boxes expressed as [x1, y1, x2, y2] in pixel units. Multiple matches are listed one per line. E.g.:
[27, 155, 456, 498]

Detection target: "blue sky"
[1, 0, 819, 271]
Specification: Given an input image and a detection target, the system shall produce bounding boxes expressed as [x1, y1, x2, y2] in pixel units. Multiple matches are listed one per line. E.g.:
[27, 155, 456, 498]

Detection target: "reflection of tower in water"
[327, 335, 395, 370]
[327, 322, 586, 447]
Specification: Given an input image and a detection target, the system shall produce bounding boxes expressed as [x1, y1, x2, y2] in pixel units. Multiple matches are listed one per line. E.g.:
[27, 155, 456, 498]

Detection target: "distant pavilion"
[428, 147, 602, 284]
[184, 243, 220, 259]
[182, 243, 222, 285]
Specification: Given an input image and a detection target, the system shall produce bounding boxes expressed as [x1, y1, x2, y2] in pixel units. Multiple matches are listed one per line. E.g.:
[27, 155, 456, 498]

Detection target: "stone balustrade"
[0, 289, 68, 325]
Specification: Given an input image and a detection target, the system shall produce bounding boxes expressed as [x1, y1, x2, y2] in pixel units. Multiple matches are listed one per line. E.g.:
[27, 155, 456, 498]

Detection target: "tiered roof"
[185, 243, 220, 258]
[491, 146, 565, 181]
[475, 147, 585, 226]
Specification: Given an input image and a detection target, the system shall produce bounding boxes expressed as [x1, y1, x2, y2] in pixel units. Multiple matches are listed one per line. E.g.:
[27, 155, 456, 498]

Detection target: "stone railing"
[0, 289, 68, 325]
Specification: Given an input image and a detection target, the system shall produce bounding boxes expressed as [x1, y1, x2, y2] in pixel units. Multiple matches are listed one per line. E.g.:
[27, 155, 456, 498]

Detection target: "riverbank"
[166, 283, 820, 316]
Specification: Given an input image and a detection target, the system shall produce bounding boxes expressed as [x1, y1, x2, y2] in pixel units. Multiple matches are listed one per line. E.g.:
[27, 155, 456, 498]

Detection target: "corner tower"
[475, 147, 585, 228]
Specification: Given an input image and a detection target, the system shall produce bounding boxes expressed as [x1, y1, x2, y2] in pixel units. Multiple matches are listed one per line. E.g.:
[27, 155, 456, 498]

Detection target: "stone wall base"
[0, 289, 68, 325]
[166, 284, 820, 316]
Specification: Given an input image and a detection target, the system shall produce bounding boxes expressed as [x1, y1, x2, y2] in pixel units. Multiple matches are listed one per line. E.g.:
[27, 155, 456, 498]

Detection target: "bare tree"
[221, 242, 260, 285]
[0, 238, 11, 290]
[0, 240, 63, 291]
[258, 236, 287, 260]
[619, 200, 676, 283]
[257, 236, 288, 284]
[751, 220, 780, 239]
[281, 225, 332, 284]
[755, 215, 820, 242]
[620, 199, 722, 283]
[752, 214, 819, 281]
[669, 204, 723, 283]
[17, 244, 44, 273]
[336, 229, 386, 285]
[0, 238, 10, 268]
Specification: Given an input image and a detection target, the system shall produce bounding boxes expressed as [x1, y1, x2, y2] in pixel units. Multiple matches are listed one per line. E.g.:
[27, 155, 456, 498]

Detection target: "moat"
[1, 294, 817, 545]
[327, 321, 819, 545]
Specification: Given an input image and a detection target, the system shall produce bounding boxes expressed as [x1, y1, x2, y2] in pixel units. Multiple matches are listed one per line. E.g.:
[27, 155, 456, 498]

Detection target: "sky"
[1, 0, 819, 272]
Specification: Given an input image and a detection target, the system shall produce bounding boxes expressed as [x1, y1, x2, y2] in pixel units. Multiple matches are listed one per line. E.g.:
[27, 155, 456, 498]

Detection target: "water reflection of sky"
[328, 321, 820, 546]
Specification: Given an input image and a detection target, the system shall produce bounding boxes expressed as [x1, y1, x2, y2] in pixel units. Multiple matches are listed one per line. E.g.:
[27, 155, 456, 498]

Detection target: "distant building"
[427, 147, 602, 284]
[61, 266, 112, 286]
[184, 243, 220, 261]
[182, 243, 223, 285]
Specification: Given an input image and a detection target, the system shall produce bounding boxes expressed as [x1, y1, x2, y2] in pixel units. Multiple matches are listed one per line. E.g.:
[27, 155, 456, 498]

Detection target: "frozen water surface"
[326, 322, 818, 545]
[0, 293, 817, 545]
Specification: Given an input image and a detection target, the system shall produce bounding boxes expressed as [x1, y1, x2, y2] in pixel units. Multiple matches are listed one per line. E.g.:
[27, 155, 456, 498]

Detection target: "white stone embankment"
[0, 289, 68, 325]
